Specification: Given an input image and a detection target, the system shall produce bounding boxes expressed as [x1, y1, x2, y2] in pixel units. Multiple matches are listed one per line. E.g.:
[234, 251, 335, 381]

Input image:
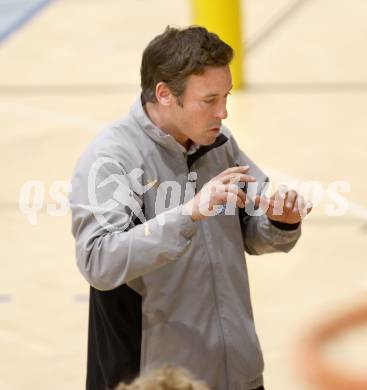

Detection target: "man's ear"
[155, 82, 173, 106]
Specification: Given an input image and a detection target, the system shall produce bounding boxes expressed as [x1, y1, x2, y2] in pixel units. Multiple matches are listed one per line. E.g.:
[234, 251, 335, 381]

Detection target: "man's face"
[169, 65, 232, 146]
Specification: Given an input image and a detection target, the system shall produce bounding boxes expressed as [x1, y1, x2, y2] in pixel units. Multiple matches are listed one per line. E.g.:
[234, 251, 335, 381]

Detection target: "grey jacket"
[70, 97, 301, 390]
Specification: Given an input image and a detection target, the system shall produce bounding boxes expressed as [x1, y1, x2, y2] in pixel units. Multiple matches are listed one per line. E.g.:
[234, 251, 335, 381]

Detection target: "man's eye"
[204, 99, 214, 104]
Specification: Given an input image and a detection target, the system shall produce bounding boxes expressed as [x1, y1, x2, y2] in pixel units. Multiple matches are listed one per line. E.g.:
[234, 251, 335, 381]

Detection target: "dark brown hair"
[140, 26, 233, 104]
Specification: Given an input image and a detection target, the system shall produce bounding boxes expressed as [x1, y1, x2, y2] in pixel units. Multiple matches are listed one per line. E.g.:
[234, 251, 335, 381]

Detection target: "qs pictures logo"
[87, 157, 154, 232]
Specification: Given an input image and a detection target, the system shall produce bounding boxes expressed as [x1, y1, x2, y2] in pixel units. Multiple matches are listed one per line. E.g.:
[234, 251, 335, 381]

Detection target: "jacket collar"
[187, 133, 228, 168]
[130, 95, 228, 165]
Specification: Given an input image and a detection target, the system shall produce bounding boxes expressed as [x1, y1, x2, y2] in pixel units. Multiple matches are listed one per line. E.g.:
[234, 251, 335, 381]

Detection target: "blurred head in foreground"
[115, 366, 210, 390]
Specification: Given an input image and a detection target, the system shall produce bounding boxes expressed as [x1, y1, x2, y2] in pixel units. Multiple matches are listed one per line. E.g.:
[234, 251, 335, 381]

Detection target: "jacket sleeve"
[224, 128, 302, 255]
[69, 151, 197, 292]
[242, 213, 301, 255]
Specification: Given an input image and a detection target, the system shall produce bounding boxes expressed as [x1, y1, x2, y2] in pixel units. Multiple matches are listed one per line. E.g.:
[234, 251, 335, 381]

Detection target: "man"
[70, 26, 311, 390]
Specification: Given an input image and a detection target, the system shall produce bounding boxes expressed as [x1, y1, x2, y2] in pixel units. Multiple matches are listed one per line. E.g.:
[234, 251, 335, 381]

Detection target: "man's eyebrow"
[203, 86, 233, 98]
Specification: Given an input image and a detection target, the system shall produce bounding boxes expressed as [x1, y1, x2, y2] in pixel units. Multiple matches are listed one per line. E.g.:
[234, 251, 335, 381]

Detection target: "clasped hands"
[184, 166, 313, 223]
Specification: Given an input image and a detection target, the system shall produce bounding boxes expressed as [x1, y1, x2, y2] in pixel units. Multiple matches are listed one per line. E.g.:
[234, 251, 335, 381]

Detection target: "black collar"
[187, 133, 228, 169]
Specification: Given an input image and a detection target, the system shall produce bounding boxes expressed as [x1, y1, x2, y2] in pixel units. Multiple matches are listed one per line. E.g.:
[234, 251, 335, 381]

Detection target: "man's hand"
[254, 189, 313, 225]
[183, 166, 256, 222]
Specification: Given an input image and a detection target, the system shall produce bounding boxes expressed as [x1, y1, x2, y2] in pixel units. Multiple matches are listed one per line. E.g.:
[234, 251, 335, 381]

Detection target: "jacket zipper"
[186, 158, 230, 390]
[199, 224, 230, 390]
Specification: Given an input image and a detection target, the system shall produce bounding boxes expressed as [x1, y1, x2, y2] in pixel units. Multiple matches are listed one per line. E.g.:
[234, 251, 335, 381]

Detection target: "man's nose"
[215, 103, 228, 120]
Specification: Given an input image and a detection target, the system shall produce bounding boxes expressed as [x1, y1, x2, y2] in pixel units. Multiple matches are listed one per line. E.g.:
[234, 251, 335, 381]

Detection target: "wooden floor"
[1, 0, 367, 389]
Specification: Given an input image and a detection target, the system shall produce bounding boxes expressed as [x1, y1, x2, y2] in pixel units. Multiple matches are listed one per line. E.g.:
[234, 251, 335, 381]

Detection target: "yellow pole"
[191, 0, 244, 89]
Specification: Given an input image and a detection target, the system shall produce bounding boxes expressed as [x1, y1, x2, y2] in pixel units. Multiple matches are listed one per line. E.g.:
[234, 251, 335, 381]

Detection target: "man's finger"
[254, 195, 273, 212]
[213, 191, 245, 209]
[225, 184, 247, 205]
[215, 165, 250, 180]
[222, 173, 256, 185]
[298, 201, 313, 219]
[306, 202, 313, 214]
[285, 190, 297, 210]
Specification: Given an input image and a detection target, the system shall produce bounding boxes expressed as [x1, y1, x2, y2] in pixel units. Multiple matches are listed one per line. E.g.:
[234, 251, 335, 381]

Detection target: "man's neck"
[144, 102, 190, 149]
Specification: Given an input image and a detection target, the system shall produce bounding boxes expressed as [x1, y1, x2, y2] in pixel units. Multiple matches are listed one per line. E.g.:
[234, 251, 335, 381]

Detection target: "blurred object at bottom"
[295, 301, 367, 390]
[115, 366, 210, 390]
